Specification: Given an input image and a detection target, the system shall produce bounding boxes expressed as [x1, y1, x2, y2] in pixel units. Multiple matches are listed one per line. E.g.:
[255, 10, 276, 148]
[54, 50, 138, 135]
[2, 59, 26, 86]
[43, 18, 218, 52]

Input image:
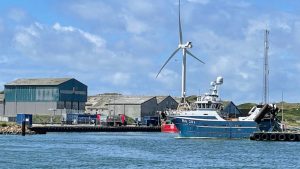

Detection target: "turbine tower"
[156, 0, 205, 105]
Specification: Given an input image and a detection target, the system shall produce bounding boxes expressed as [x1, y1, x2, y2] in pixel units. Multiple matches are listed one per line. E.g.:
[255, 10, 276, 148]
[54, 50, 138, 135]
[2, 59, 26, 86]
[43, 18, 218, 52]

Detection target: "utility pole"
[263, 29, 269, 104]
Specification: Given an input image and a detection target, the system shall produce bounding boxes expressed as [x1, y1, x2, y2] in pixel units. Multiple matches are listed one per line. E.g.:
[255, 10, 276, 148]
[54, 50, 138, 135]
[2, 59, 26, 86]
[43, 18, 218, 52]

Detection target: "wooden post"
[21, 121, 26, 136]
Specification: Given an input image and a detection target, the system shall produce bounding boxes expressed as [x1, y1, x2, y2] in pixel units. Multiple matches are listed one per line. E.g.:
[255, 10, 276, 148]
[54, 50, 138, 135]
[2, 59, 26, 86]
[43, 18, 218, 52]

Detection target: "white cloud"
[53, 23, 75, 32]
[244, 18, 270, 39]
[111, 72, 131, 86]
[276, 21, 292, 32]
[53, 22, 105, 47]
[122, 15, 149, 34]
[127, 0, 155, 15]
[225, 1, 251, 8]
[8, 8, 26, 22]
[14, 31, 34, 47]
[152, 69, 180, 88]
[68, 1, 114, 21]
[13, 22, 43, 49]
[0, 18, 4, 33]
[238, 72, 249, 80]
[11, 21, 153, 91]
[210, 56, 230, 75]
[13, 22, 106, 68]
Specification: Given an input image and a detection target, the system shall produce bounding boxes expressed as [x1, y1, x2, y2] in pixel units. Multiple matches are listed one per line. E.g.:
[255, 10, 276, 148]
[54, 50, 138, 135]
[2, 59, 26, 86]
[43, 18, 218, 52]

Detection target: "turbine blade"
[186, 50, 205, 64]
[178, 0, 183, 44]
[156, 48, 181, 78]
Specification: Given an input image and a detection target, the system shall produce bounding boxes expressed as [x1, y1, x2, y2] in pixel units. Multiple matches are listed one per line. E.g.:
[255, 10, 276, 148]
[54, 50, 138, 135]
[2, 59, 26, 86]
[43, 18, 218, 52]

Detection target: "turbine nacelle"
[186, 41, 192, 48]
[178, 41, 192, 49]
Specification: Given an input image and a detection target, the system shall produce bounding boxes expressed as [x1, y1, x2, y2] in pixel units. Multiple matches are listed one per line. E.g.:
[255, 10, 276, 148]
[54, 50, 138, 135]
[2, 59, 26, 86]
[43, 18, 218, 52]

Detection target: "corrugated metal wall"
[141, 97, 157, 117]
[0, 102, 4, 116]
[5, 102, 58, 116]
[59, 79, 87, 102]
[5, 86, 59, 102]
[108, 104, 141, 121]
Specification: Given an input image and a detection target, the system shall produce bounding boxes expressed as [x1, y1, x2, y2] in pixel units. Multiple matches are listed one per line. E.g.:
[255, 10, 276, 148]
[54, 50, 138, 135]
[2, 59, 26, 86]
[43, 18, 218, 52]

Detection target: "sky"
[0, 0, 300, 104]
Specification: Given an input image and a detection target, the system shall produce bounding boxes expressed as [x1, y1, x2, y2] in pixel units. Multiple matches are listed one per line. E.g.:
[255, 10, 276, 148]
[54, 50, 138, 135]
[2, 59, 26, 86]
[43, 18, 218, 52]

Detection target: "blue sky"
[0, 0, 300, 104]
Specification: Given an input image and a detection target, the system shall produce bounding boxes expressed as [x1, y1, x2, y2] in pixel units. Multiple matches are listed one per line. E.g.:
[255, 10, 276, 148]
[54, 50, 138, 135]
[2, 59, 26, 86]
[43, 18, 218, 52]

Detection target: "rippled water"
[0, 132, 299, 169]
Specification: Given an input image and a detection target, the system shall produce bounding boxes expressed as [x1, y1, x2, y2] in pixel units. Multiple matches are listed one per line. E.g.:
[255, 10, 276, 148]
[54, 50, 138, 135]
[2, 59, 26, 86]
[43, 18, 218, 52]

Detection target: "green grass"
[32, 115, 62, 124]
[277, 108, 300, 126]
[0, 122, 15, 127]
[186, 95, 197, 103]
[237, 103, 257, 109]
[125, 116, 136, 124]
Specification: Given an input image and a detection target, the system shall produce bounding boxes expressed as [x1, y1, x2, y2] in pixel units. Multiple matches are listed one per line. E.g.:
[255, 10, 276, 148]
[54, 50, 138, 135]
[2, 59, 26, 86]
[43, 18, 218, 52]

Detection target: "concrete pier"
[29, 125, 161, 134]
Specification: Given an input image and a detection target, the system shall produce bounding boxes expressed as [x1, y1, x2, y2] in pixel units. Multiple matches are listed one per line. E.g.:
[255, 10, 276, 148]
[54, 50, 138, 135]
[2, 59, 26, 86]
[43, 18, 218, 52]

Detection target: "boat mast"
[263, 29, 269, 104]
[281, 91, 284, 123]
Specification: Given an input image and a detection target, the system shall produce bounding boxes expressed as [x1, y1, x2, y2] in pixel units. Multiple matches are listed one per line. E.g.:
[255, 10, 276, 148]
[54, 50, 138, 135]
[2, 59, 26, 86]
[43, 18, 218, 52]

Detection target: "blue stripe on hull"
[173, 118, 259, 139]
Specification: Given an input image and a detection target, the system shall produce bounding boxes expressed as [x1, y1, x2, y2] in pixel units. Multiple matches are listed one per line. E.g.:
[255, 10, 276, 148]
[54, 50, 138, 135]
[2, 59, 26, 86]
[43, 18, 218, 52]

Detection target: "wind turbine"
[156, 0, 205, 105]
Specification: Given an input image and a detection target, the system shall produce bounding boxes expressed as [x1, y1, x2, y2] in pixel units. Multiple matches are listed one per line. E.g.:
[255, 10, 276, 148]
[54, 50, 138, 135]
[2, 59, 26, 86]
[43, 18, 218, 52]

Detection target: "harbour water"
[0, 132, 299, 169]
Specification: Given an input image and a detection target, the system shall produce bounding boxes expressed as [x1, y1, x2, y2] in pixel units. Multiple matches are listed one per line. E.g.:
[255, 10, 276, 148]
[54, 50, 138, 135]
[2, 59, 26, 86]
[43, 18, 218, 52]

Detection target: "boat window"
[212, 104, 216, 109]
[207, 103, 211, 108]
[204, 114, 208, 115]
[198, 104, 201, 109]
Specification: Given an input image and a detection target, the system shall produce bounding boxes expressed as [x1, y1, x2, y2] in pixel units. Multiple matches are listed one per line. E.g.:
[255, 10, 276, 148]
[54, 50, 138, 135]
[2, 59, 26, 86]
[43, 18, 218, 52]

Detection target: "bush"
[1, 122, 8, 127]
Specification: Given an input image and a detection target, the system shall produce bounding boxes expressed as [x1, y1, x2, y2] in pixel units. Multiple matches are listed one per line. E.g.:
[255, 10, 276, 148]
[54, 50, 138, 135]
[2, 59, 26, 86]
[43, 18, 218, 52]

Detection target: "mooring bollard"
[21, 121, 26, 136]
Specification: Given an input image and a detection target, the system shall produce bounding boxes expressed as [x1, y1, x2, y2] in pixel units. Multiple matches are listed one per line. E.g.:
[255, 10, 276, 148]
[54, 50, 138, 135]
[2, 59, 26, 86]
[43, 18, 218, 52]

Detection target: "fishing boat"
[172, 77, 282, 139]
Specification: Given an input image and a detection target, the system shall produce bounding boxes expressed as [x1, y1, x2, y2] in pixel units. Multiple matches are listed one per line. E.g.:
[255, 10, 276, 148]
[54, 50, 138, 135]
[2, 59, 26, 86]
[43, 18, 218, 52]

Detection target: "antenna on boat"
[156, 0, 205, 108]
[210, 76, 223, 96]
[263, 29, 269, 104]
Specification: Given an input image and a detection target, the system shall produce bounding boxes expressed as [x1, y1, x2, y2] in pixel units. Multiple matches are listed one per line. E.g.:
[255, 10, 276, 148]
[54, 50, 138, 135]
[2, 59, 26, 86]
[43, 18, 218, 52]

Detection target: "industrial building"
[4, 78, 87, 117]
[107, 96, 158, 122]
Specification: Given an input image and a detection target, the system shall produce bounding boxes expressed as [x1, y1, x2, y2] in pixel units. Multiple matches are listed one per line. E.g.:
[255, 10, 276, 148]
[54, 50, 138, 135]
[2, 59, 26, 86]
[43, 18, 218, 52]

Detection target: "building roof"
[109, 96, 155, 105]
[157, 96, 173, 104]
[5, 78, 72, 86]
[86, 93, 122, 109]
